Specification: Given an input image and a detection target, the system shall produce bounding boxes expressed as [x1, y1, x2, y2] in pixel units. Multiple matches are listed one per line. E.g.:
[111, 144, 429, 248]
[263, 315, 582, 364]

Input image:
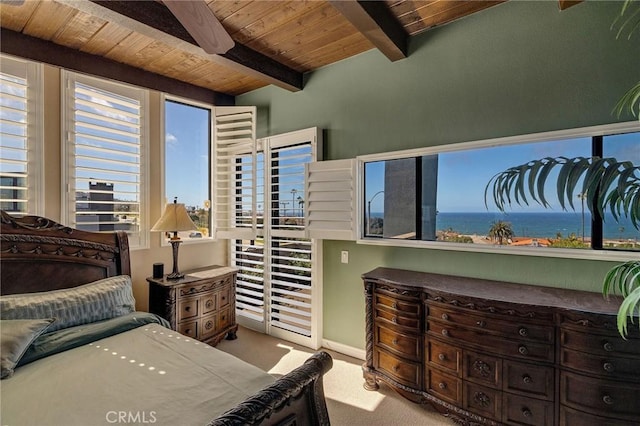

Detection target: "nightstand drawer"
[201, 293, 217, 314]
[200, 313, 218, 341]
[218, 286, 231, 308]
[218, 306, 231, 331]
[178, 320, 198, 339]
[178, 296, 199, 321]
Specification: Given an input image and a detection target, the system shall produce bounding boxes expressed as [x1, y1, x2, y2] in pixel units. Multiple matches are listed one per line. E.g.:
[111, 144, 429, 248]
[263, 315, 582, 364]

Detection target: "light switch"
[341, 250, 349, 264]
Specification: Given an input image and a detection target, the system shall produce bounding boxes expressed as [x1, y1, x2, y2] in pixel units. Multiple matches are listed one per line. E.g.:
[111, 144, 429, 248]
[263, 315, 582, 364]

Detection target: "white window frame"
[356, 121, 640, 262]
[0, 54, 44, 216]
[160, 94, 214, 245]
[61, 70, 149, 249]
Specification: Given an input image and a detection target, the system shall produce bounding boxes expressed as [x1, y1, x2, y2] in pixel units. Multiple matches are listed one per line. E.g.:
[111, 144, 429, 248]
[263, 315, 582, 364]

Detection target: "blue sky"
[365, 133, 639, 213]
[165, 100, 210, 208]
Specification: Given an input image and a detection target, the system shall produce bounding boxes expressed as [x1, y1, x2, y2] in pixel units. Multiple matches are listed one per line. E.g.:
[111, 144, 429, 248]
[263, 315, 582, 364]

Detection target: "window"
[361, 124, 639, 256]
[62, 71, 148, 248]
[0, 55, 43, 215]
[164, 97, 212, 239]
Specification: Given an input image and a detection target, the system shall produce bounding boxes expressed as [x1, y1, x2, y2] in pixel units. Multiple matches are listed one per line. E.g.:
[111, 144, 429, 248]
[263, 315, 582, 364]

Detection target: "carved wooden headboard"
[0, 211, 131, 295]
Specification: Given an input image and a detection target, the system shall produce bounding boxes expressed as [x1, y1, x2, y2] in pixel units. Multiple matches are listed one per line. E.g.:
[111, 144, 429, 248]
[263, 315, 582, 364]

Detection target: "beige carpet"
[216, 327, 455, 426]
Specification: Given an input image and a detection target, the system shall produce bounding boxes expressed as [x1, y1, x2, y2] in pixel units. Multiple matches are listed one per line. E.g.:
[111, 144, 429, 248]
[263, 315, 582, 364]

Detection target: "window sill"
[356, 237, 639, 262]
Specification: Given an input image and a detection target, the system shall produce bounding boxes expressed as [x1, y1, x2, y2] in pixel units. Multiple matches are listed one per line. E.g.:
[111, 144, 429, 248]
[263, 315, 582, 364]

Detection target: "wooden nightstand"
[147, 265, 238, 346]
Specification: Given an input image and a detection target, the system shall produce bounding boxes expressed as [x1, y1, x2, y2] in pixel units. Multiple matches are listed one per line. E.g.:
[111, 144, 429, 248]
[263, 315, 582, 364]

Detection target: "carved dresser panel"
[362, 267, 640, 426]
[148, 265, 238, 347]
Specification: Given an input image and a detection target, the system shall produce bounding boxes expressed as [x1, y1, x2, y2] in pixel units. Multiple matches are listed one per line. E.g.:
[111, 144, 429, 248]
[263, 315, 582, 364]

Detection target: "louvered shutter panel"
[213, 106, 256, 239]
[63, 71, 147, 247]
[305, 158, 357, 240]
[0, 56, 41, 215]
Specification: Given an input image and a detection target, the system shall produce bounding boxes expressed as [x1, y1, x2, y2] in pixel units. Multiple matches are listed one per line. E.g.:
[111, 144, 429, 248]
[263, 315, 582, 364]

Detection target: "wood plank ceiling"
[0, 1, 580, 99]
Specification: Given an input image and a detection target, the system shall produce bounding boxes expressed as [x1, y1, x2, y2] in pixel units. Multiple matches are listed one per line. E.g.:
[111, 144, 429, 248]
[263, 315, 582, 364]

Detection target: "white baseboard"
[321, 338, 366, 360]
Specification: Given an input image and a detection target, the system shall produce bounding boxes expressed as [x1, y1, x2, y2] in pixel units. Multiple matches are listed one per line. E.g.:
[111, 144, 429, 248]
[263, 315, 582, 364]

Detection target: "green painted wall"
[238, 1, 639, 350]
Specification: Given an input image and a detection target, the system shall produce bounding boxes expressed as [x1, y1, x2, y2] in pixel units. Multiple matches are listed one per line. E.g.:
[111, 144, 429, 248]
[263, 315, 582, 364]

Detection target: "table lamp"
[151, 197, 198, 280]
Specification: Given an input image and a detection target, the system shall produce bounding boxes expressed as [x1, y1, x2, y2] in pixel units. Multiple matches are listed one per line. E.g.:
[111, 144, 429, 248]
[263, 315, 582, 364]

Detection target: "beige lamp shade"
[151, 202, 198, 234]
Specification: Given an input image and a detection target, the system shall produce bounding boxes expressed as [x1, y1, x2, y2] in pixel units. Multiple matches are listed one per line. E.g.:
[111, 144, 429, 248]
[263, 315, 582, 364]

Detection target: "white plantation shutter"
[305, 158, 357, 240]
[0, 55, 42, 215]
[213, 106, 256, 239]
[62, 71, 148, 248]
[268, 134, 316, 338]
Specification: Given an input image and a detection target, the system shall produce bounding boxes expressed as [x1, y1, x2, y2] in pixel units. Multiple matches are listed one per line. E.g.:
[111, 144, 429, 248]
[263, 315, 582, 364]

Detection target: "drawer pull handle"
[392, 365, 399, 372]
[522, 408, 532, 418]
[392, 316, 397, 323]
[185, 329, 191, 334]
[392, 302, 397, 309]
[438, 353, 446, 361]
[442, 329, 449, 337]
[518, 327, 529, 337]
[518, 345, 529, 355]
[522, 374, 532, 384]
[205, 300, 214, 308]
[603, 362, 615, 373]
[603, 342, 614, 352]
[438, 382, 447, 390]
[185, 306, 191, 312]
[602, 395, 614, 405]
[392, 339, 398, 345]
[441, 313, 449, 320]
[476, 320, 486, 327]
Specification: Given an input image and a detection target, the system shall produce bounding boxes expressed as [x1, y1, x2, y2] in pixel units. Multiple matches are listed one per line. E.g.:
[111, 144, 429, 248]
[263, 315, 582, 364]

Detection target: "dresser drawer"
[374, 348, 421, 389]
[504, 359, 554, 400]
[503, 393, 554, 426]
[560, 405, 639, 426]
[561, 371, 640, 420]
[427, 339, 461, 375]
[376, 308, 420, 330]
[463, 350, 501, 388]
[428, 320, 554, 362]
[177, 320, 198, 339]
[178, 296, 199, 321]
[463, 381, 501, 421]
[428, 303, 553, 344]
[427, 368, 461, 404]
[199, 313, 218, 341]
[375, 291, 420, 316]
[561, 347, 640, 381]
[376, 325, 420, 361]
[560, 329, 640, 357]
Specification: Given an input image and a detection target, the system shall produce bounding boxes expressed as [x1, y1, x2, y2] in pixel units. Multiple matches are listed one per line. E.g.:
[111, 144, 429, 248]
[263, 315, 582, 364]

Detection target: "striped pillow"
[0, 276, 136, 332]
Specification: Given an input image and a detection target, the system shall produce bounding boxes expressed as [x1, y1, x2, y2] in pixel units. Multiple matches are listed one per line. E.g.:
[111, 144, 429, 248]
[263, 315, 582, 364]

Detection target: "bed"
[0, 211, 332, 426]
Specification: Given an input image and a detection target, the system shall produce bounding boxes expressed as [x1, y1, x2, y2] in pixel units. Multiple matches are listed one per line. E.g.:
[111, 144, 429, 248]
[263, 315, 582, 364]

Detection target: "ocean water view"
[434, 212, 639, 241]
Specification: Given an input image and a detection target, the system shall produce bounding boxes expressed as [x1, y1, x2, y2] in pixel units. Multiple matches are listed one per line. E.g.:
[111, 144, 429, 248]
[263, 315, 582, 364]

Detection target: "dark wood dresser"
[362, 267, 640, 426]
[148, 265, 238, 347]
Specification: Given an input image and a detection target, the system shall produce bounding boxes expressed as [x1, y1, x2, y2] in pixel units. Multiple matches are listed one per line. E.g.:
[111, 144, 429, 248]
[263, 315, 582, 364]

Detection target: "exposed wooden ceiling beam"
[56, 0, 303, 92]
[0, 28, 233, 106]
[329, 0, 407, 62]
[558, 0, 584, 11]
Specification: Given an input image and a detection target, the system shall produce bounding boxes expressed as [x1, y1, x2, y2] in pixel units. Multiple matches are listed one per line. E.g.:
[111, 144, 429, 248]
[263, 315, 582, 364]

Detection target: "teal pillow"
[0, 275, 136, 332]
[1, 319, 54, 379]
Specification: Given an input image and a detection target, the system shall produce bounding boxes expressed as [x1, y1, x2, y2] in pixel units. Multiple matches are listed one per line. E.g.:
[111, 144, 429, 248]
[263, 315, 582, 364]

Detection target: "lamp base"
[166, 271, 184, 280]
[167, 239, 184, 280]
